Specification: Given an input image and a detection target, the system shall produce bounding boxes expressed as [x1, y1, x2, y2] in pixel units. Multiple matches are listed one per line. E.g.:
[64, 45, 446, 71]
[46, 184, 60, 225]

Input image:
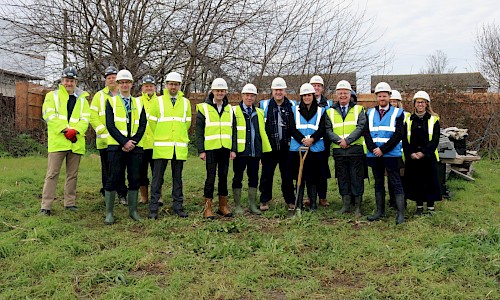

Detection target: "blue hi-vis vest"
[366, 106, 403, 157]
[290, 105, 325, 152]
[260, 99, 296, 122]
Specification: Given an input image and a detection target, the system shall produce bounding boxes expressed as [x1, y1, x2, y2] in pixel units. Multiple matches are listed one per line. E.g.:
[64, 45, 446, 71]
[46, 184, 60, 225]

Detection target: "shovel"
[291, 146, 309, 217]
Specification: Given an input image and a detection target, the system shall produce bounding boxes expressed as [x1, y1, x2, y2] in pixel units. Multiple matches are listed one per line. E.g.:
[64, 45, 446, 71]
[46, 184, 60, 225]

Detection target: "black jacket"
[237, 102, 264, 157]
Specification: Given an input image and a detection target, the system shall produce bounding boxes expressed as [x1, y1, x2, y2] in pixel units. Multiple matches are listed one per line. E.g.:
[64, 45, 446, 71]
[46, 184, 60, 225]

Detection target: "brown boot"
[319, 199, 330, 207]
[217, 196, 233, 217]
[139, 186, 148, 204]
[203, 198, 215, 219]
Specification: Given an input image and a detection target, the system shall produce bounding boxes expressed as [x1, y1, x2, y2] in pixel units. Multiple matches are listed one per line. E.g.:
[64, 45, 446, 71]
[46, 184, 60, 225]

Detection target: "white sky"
[362, 0, 500, 75]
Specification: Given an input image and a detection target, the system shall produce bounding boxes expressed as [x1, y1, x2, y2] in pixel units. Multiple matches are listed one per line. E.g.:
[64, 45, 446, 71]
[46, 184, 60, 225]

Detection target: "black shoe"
[64, 206, 78, 211]
[148, 211, 158, 220]
[158, 200, 164, 207]
[415, 207, 424, 216]
[174, 208, 188, 218]
[39, 209, 51, 216]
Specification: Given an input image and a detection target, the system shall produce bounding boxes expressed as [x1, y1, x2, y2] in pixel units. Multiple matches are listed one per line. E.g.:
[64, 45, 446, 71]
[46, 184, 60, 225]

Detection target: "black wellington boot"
[395, 194, 405, 225]
[308, 185, 318, 212]
[367, 192, 385, 221]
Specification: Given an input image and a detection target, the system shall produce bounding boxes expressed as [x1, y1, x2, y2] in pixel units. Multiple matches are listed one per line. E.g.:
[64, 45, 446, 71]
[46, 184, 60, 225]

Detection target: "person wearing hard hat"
[231, 84, 272, 215]
[325, 80, 367, 217]
[103, 69, 147, 224]
[307, 75, 333, 207]
[364, 82, 406, 225]
[147, 72, 191, 219]
[288, 83, 327, 216]
[258, 77, 296, 211]
[387, 90, 409, 209]
[195, 78, 237, 219]
[403, 91, 441, 216]
[39, 67, 90, 215]
[90, 66, 128, 205]
[137, 75, 157, 205]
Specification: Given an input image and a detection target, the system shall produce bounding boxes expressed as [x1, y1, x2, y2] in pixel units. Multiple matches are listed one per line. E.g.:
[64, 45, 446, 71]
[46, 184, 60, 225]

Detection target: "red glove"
[64, 128, 77, 140]
[70, 135, 77, 143]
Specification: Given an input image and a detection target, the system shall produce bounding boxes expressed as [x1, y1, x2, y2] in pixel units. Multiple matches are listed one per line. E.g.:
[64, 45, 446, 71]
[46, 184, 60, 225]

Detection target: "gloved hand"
[70, 136, 77, 143]
[64, 128, 77, 140]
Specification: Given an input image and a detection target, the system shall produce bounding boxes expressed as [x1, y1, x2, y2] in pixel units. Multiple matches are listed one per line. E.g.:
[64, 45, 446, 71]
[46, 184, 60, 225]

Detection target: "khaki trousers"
[41, 151, 82, 209]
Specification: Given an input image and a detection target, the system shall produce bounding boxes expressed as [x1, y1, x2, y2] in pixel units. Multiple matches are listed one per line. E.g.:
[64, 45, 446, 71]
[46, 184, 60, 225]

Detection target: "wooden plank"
[450, 168, 475, 181]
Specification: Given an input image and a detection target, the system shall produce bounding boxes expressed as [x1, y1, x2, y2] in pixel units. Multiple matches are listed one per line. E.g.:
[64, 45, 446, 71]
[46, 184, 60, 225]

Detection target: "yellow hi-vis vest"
[233, 105, 271, 153]
[139, 92, 158, 150]
[107, 95, 144, 147]
[90, 87, 113, 149]
[196, 102, 233, 150]
[42, 85, 90, 155]
[327, 105, 365, 149]
[148, 92, 191, 160]
[406, 114, 440, 161]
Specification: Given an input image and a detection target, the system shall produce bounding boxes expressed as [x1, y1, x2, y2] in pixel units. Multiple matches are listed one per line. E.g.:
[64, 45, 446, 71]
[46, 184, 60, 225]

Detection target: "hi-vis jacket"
[106, 95, 146, 148]
[195, 94, 237, 153]
[326, 104, 366, 152]
[233, 104, 271, 155]
[90, 86, 113, 150]
[404, 113, 440, 161]
[42, 85, 90, 155]
[365, 106, 404, 158]
[148, 91, 191, 160]
[290, 105, 325, 152]
[138, 92, 158, 150]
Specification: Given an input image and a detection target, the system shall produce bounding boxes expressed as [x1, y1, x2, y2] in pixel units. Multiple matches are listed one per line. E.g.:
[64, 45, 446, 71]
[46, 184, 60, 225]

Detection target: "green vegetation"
[0, 155, 498, 299]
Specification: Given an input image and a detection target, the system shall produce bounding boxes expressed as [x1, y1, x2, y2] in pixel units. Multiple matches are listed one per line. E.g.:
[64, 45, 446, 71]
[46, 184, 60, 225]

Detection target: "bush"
[2, 133, 47, 157]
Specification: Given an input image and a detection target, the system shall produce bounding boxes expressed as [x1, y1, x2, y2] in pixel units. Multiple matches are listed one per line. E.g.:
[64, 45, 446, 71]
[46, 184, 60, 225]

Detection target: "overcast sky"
[362, 0, 500, 75]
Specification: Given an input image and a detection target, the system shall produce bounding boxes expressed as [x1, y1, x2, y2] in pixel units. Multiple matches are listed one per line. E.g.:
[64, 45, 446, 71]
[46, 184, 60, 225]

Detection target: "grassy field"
[0, 155, 498, 299]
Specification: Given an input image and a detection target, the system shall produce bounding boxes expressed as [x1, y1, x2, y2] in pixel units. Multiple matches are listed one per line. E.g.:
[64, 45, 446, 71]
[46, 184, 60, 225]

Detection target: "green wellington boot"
[338, 195, 352, 214]
[127, 190, 142, 221]
[367, 192, 385, 221]
[104, 190, 116, 225]
[232, 188, 244, 215]
[248, 187, 261, 215]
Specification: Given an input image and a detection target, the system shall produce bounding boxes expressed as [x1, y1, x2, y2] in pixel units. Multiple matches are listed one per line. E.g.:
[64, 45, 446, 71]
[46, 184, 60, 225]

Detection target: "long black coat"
[402, 112, 442, 202]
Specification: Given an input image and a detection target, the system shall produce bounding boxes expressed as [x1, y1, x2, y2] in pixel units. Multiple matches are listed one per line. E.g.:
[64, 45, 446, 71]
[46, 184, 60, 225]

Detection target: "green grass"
[0, 155, 498, 299]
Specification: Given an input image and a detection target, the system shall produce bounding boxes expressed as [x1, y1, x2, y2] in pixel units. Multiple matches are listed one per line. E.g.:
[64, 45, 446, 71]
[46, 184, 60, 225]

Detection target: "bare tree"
[475, 22, 500, 92]
[420, 49, 456, 74]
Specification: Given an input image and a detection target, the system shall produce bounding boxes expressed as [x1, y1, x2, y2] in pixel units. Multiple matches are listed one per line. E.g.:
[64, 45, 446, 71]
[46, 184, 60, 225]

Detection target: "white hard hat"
[390, 90, 402, 101]
[166, 72, 182, 83]
[336, 80, 352, 91]
[413, 91, 431, 102]
[116, 69, 133, 82]
[374, 82, 392, 94]
[310, 75, 324, 85]
[271, 77, 287, 89]
[300, 83, 315, 95]
[241, 83, 257, 94]
[211, 78, 228, 90]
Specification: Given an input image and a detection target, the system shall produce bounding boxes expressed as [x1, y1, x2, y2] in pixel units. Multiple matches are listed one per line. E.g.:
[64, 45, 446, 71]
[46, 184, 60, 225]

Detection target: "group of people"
[40, 67, 442, 225]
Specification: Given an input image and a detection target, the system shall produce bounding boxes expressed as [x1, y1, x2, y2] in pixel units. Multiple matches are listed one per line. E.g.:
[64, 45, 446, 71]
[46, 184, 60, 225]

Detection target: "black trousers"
[368, 157, 404, 194]
[105, 150, 142, 191]
[100, 148, 127, 197]
[259, 147, 295, 204]
[204, 148, 230, 199]
[139, 149, 154, 186]
[232, 156, 260, 189]
[334, 156, 365, 197]
[149, 156, 184, 212]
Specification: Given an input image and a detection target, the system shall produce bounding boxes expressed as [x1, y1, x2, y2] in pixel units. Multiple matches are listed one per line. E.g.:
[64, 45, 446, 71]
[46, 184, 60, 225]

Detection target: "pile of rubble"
[438, 127, 481, 181]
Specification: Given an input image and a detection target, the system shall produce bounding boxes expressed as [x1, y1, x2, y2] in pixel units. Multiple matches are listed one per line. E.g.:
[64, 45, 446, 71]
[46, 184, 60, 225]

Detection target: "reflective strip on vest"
[154, 142, 188, 147]
[368, 107, 400, 132]
[295, 106, 323, 130]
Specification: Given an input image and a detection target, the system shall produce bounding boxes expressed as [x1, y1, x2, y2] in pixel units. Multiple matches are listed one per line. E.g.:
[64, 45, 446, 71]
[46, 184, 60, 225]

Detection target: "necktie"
[379, 109, 385, 118]
[247, 107, 252, 115]
[341, 106, 346, 119]
[171, 97, 176, 106]
[124, 98, 131, 113]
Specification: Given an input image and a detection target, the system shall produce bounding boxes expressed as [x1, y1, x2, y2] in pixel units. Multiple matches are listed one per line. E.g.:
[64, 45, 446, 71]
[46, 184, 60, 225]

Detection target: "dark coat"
[402, 112, 442, 202]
